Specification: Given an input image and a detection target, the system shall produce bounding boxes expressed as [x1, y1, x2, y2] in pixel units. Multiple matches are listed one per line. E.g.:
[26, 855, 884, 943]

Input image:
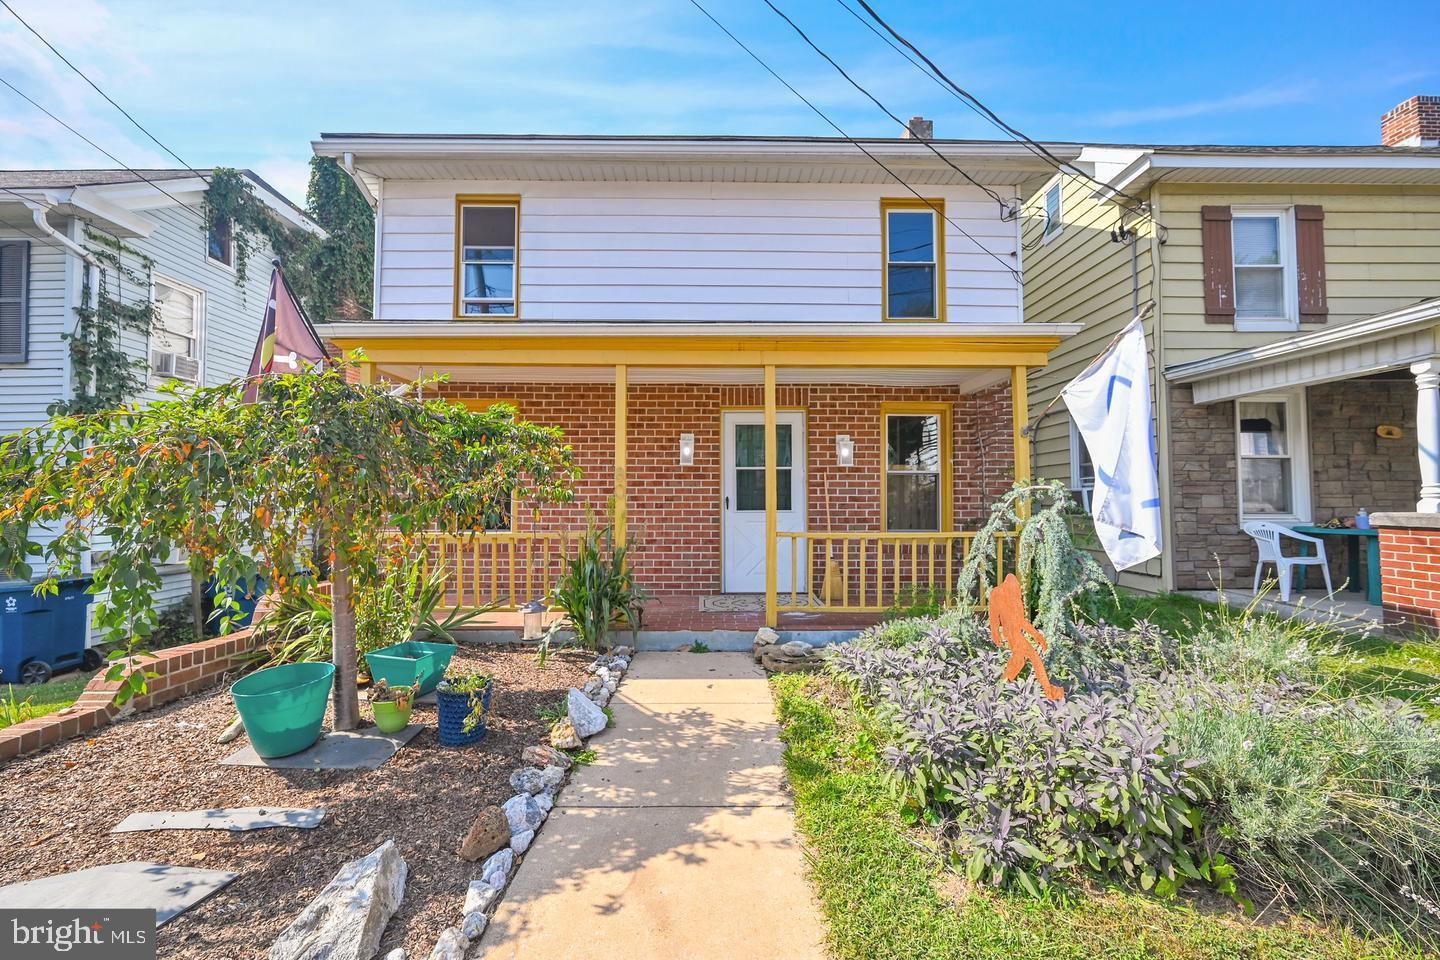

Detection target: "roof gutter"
[339, 152, 378, 210]
[21, 199, 100, 318]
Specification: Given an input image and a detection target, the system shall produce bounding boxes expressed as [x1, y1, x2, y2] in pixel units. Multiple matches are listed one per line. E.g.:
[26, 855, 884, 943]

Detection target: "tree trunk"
[330, 551, 361, 731]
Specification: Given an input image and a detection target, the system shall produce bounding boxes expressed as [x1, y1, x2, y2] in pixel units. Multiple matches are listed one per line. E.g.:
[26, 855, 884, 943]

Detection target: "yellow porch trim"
[328, 334, 1062, 370]
[614, 364, 628, 545]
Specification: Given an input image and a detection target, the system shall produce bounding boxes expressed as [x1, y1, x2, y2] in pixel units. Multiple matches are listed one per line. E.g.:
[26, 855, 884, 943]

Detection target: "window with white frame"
[882, 199, 943, 320]
[1069, 420, 1095, 509]
[1043, 181, 1063, 240]
[458, 200, 518, 317]
[152, 277, 201, 382]
[1236, 392, 1308, 519]
[1232, 208, 1294, 329]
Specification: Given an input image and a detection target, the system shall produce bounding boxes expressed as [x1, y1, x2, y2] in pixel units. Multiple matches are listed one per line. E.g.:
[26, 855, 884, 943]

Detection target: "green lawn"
[771, 672, 1420, 960]
[0, 669, 101, 729]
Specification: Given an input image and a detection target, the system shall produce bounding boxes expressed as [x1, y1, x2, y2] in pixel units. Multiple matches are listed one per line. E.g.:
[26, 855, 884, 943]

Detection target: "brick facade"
[1375, 516, 1440, 630]
[1168, 377, 1417, 590]
[437, 380, 1015, 596]
[0, 628, 258, 764]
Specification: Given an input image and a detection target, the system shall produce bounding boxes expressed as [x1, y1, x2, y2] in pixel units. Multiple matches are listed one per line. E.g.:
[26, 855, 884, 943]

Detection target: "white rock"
[539, 765, 566, 794]
[268, 840, 407, 960]
[510, 829, 534, 854]
[780, 640, 814, 657]
[481, 848, 514, 887]
[463, 880, 498, 915]
[582, 677, 602, 696]
[428, 927, 468, 960]
[462, 911, 488, 941]
[612, 645, 632, 658]
[502, 793, 546, 834]
[755, 627, 780, 646]
[567, 688, 608, 738]
[383, 950, 406, 960]
[535, 792, 554, 814]
[509, 766, 548, 795]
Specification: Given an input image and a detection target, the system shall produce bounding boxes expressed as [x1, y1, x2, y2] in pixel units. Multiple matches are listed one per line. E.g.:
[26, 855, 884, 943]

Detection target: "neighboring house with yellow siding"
[1021, 95, 1440, 596]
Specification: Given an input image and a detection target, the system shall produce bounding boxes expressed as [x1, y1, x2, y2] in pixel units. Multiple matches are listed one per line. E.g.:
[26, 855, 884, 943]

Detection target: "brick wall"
[438, 380, 1015, 595]
[0, 628, 258, 763]
[1168, 378, 1417, 591]
[1381, 95, 1440, 146]
[1374, 514, 1440, 630]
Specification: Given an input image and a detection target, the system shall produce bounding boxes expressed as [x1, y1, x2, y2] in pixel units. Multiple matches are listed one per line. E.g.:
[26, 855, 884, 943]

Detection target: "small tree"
[0, 359, 575, 728]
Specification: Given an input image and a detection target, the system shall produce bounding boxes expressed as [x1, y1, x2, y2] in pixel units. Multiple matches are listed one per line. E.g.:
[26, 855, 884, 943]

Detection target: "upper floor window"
[207, 217, 233, 268]
[1232, 208, 1294, 329]
[883, 403, 950, 531]
[457, 198, 519, 318]
[151, 277, 201, 382]
[0, 239, 29, 363]
[1043, 181, 1063, 240]
[882, 199, 944, 321]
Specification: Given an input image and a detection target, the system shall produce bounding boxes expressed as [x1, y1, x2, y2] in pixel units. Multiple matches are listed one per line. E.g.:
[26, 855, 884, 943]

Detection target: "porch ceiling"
[1166, 298, 1440, 403]
[372, 363, 1010, 392]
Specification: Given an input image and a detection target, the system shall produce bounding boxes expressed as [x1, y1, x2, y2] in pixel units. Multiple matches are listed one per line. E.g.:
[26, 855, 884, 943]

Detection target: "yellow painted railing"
[409, 531, 582, 611]
[773, 530, 1014, 614]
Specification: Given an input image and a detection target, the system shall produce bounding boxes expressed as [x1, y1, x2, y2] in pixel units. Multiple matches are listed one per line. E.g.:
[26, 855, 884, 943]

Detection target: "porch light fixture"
[835, 434, 855, 467]
[522, 599, 546, 642]
[679, 432, 695, 466]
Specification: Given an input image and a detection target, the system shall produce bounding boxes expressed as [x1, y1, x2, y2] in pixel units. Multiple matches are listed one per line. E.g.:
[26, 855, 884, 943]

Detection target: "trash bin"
[0, 578, 96, 685]
[204, 575, 266, 629]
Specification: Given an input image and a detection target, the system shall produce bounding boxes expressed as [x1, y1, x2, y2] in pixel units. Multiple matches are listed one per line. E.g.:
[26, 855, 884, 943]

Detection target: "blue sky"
[0, 0, 1433, 203]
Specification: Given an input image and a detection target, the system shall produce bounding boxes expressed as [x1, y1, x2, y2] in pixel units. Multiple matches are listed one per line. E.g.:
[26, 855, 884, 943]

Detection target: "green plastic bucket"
[231, 662, 335, 758]
[365, 640, 458, 696]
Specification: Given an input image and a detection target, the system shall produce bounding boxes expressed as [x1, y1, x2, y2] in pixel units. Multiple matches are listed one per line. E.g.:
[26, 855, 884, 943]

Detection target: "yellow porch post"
[1011, 365, 1032, 518]
[614, 364, 628, 545]
[764, 365, 778, 628]
[358, 362, 375, 386]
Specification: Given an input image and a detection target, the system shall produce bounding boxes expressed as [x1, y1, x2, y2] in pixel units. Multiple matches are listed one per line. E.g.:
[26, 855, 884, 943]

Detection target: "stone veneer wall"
[1168, 378, 1418, 591]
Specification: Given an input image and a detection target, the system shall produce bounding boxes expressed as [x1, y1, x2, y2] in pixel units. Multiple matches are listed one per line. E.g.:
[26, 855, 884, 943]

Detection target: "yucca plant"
[545, 521, 647, 654]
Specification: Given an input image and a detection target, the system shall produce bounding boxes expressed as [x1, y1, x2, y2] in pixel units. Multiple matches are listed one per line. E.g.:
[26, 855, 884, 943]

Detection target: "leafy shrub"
[545, 520, 647, 652]
[832, 627, 1210, 895]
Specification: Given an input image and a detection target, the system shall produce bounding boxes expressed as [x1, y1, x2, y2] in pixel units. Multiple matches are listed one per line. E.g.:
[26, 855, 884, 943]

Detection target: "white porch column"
[1412, 358, 1440, 512]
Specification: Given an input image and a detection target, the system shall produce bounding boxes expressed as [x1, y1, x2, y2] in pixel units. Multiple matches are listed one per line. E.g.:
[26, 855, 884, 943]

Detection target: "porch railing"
[410, 531, 582, 611]
[773, 530, 1014, 614]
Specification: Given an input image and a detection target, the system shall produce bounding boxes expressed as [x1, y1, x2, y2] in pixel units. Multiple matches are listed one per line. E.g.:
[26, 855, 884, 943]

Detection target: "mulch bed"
[0, 644, 592, 959]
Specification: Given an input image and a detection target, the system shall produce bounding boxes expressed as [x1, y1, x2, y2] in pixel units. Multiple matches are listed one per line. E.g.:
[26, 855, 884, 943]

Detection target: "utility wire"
[761, 0, 1015, 217]
[847, 0, 1159, 225]
[686, 0, 1020, 282]
[0, 75, 195, 209]
[0, 0, 208, 184]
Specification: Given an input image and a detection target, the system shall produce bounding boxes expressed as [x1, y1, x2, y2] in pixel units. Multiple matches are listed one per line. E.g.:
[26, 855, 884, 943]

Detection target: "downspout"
[26, 200, 100, 291]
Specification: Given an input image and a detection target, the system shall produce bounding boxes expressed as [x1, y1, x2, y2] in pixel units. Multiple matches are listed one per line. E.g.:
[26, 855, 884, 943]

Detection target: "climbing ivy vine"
[201, 167, 311, 290]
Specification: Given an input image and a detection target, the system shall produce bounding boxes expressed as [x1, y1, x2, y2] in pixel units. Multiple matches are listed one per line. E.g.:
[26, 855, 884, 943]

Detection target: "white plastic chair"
[1242, 521, 1333, 602]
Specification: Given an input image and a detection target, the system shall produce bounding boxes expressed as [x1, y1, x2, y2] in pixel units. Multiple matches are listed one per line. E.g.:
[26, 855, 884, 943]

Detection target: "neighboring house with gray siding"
[0, 169, 320, 640]
[1021, 95, 1440, 596]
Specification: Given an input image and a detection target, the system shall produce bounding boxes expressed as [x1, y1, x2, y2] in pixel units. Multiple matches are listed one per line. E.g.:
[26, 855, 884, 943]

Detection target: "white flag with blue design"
[1061, 316, 1162, 570]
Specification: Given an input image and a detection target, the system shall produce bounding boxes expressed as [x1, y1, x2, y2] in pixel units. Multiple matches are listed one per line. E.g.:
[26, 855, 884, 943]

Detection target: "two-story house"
[312, 130, 1081, 637]
[0, 168, 322, 637]
[1022, 95, 1440, 608]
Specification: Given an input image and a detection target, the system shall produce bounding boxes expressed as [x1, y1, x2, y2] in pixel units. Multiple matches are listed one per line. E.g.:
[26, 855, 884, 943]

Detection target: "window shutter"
[1201, 205, 1235, 324]
[1294, 205, 1328, 323]
[0, 240, 28, 363]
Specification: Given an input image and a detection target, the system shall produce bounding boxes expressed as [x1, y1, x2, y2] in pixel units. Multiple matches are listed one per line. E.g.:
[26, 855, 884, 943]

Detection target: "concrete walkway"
[478, 653, 828, 959]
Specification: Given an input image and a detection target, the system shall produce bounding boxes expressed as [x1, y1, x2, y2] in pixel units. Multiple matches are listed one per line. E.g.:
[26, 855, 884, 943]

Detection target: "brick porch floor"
[464, 591, 883, 636]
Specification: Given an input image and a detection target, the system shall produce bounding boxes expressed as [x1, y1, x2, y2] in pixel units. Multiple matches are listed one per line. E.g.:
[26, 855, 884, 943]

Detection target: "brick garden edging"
[0, 628, 259, 763]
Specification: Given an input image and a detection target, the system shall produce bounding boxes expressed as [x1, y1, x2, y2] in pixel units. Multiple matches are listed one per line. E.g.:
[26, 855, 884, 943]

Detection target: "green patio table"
[1290, 524, 1381, 604]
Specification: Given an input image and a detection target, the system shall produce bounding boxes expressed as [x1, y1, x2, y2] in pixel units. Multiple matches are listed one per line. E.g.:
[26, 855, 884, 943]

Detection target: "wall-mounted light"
[679, 432, 695, 466]
[835, 434, 855, 467]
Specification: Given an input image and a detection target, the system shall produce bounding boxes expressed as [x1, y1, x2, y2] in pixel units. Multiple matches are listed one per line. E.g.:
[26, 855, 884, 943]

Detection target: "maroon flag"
[244, 259, 328, 401]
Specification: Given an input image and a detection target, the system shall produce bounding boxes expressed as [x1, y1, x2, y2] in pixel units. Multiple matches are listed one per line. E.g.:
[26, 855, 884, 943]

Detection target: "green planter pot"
[231, 662, 335, 759]
[364, 640, 458, 696]
[370, 697, 413, 734]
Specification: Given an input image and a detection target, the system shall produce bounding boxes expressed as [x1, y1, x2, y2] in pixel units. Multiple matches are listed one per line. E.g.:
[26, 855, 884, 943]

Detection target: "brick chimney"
[1381, 95, 1440, 147]
[903, 116, 933, 140]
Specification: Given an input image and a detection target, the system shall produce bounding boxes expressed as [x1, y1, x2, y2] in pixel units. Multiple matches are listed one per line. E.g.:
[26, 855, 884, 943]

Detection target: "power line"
[0, 0, 208, 184]
[686, 0, 1021, 282]
[847, 0, 1159, 225]
[761, 0, 1015, 217]
[0, 75, 195, 209]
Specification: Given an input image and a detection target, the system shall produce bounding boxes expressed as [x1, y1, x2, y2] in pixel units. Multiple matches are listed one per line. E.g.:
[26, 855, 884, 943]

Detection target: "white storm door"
[722, 411, 806, 593]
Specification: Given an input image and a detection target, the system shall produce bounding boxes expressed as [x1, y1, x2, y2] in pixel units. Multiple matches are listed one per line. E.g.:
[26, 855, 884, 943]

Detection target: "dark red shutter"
[1201, 205, 1235, 324]
[1295, 204, 1328, 323]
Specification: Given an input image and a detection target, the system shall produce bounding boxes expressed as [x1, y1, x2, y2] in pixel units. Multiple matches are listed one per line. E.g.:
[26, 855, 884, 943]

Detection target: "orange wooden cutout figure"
[987, 573, 1065, 701]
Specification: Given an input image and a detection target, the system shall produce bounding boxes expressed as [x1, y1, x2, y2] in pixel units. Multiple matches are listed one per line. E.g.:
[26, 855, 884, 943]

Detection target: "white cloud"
[1086, 83, 1316, 130]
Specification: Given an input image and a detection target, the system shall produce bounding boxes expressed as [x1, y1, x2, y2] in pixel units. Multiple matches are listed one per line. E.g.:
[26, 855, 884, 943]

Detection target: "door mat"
[112, 807, 327, 834]
[698, 594, 817, 612]
[0, 862, 237, 925]
[220, 724, 423, 770]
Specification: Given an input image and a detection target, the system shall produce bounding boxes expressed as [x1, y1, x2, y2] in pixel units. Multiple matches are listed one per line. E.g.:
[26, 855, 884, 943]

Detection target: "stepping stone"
[0, 861, 237, 925]
[220, 724, 423, 770]
[111, 807, 326, 834]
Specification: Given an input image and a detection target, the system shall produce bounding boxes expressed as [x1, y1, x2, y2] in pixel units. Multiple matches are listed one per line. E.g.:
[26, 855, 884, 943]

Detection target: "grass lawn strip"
[0, 669, 100, 729]
[771, 672, 1419, 960]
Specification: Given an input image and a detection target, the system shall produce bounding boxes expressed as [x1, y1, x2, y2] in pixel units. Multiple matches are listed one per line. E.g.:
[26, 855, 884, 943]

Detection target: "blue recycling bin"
[0, 578, 96, 685]
[204, 575, 266, 629]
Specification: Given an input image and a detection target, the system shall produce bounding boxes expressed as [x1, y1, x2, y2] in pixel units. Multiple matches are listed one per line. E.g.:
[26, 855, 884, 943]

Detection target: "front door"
[722, 411, 806, 593]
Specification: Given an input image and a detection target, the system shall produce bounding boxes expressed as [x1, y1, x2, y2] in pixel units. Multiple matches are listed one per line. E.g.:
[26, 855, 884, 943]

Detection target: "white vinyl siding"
[0, 230, 67, 435]
[378, 181, 1021, 323]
